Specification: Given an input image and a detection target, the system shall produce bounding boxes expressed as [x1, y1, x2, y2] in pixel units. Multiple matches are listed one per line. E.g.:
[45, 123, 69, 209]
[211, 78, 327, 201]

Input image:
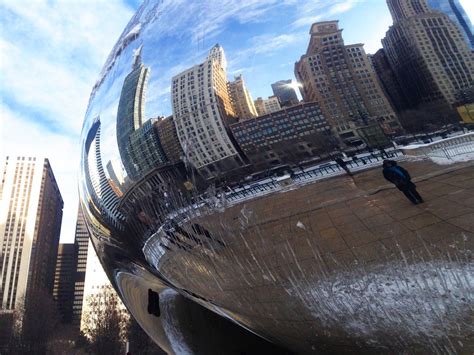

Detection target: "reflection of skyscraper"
[263, 96, 282, 114]
[295, 21, 400, 140]
[127, 118, 168, 176]
[84, 117, 122, 225]
[106, 160, 124, 186]
[382, 0, 474, 114]
[172, 44, 244, 179]
[228, 75, 258, 120]
[0, 156, 63, 310]
[254, 97, 266, 116]
[427, 0, 473, 50]
[230, 102, 333, 171]
[254, 96, 281, 116]
[370, 49, 409, 113]
[154, 116, 184, 163]
[116, 46, 150, 179]
[271, 80, 299, 107]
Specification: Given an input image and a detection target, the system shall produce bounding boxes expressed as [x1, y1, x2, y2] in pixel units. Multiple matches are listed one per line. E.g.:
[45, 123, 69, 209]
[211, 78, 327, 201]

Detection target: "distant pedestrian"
[382, 160, 423, 205]
[335, 157, 353, 176]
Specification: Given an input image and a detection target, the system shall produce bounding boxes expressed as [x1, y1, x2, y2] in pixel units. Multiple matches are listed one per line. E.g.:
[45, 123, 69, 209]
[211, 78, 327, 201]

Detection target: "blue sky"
[1, 0, 473, 243]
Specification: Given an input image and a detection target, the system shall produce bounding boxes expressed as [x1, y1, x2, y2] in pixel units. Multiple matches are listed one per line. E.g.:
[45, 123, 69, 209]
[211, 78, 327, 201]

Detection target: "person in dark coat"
[382, 160, 423, 204]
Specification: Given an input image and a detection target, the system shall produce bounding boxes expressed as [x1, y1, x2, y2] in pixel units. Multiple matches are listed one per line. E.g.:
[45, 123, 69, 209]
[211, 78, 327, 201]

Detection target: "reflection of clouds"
[227, 32, 304, 73]
[228, 66, 255, 75]
[151, 0, 281, 44]
[291, 0, 357, 28]
[146, 81, 172, 118]
[248, 33, 301, 54]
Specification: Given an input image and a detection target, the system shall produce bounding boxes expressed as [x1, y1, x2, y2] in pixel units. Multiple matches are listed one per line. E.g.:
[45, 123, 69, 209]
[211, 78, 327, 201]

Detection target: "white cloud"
[1, 0, 134, 243]
[0, 38, 91, 134]
[1, 0, 134, 133]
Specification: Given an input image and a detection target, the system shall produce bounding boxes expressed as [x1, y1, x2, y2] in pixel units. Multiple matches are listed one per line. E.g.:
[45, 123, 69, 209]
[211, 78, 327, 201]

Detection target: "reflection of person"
[382, 160, 423, 205]
[335, 157, 353, 176]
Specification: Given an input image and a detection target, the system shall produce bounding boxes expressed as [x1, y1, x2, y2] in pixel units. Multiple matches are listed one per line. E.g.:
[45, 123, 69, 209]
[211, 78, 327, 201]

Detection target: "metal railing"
[224, 149, 404, 203]
[402, 133, 474, 160]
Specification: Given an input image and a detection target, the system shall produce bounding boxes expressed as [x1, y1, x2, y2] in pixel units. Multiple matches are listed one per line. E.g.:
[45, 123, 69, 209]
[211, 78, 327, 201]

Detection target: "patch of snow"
[430, 151, 474, 165]
[296, 221, 306, 230]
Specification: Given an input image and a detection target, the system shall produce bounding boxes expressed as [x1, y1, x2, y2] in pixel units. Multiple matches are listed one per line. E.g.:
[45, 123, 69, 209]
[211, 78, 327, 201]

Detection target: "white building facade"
[172, 45, 244, 179]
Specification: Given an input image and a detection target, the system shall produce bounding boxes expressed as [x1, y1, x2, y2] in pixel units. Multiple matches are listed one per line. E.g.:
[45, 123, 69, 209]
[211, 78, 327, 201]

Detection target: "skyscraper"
[295, 21, 400, 142]
[382, 0, 474, 116]
[0, 156, 63, 310]
[228, 74, 258, 120]
[116, 45, 150, 180]
[172, 44, 244, 179]
[80, 241, 126, 332]
[271, 79, 299, 107]
[53, 243, 77, 324]
[428, 0, 473, 51]
[72, 204, 90, 327]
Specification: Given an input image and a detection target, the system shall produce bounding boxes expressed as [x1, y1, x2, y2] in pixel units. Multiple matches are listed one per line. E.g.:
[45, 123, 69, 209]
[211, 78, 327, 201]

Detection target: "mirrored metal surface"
[79, 1, 474, 353]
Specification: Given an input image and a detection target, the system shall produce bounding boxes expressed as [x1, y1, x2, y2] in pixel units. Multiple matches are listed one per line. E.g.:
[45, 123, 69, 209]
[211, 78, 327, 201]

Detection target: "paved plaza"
[156, 158, 474, 353]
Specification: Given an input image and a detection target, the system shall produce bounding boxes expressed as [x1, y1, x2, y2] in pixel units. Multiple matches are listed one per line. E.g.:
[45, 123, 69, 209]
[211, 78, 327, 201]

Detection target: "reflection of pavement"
[155, 159, 474, 353]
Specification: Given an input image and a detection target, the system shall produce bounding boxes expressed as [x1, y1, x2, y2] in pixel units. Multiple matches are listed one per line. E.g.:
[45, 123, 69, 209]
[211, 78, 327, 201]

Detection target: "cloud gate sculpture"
[79, 1, 474, 353]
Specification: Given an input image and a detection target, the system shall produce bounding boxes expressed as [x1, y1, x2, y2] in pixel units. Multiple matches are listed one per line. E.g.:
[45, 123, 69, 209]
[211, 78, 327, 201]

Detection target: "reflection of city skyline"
[111, 24, 400, 183]
[103, 4, 472, 187]
[83, 0, 473, 200]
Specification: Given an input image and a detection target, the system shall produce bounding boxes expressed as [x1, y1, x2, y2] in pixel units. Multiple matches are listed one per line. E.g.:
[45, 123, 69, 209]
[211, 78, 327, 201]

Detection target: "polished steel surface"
[79, 1, 474, 353]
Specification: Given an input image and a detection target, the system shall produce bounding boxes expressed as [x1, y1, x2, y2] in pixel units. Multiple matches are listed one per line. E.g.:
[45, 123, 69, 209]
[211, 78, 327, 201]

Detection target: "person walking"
[382, 160, 423, 204]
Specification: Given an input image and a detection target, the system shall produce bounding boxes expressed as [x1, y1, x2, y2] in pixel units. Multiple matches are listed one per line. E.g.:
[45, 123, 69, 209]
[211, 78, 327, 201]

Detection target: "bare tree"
[3, 288, 60, 354]
[398, 108, 446, 134]
[81, 285, 128, 354]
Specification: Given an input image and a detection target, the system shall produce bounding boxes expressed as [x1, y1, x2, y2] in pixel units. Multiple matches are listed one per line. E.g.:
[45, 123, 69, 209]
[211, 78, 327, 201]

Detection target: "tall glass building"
[116, 47, 150, 180]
